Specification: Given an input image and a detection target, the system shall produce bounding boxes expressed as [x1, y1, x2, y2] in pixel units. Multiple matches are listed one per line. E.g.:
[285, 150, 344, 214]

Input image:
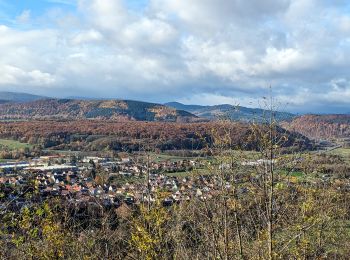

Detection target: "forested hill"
[0, 99, 200, 122]
[281, 114, 350, 140]
[165, 102, 294, 122]
[0, 91, 47, 103]
[0, 120, 314, 152]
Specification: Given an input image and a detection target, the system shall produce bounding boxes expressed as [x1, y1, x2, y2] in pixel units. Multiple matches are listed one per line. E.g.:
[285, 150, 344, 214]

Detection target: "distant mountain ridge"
[0, 91, 47, 103]
[0, 92, 295, 122]
[2, 91, 349, 132]
[0, 98, 200, 122]
[165, 102, 295, 122]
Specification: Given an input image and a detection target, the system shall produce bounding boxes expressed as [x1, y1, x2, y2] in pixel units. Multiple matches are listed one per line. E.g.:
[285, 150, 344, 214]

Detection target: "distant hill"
[165, 102, 294, 122]
[0, 99, 11, 104]
[0, 91, 47, 103]
[0, 99, 200, 122]
[281, 114, 350, 140]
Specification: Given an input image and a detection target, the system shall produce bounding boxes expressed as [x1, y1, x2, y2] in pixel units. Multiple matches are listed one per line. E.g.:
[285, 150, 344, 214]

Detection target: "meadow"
[0, 139, 32, 150]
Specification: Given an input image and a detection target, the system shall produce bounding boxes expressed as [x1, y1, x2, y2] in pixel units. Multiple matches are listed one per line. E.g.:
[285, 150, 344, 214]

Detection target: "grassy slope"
[0, 139, 33, 150]
[327, 147, 350, 162]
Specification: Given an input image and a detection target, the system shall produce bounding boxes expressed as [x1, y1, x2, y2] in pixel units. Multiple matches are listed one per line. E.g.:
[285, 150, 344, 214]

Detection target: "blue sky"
[0, 0, 350, 113]
[0, 0, 148, 25]
[0, 0, 71, 17]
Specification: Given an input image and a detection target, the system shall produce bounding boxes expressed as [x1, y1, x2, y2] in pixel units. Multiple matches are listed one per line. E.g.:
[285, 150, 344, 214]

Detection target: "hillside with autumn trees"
[0, 99, 200, 122]
[282, 114, 350, 140]
[0, 120, 313, 155]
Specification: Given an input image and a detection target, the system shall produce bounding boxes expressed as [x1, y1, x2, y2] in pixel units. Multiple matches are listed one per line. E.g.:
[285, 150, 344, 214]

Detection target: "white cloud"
[71, 29, 103, 45]
[0, 0, 350, 112]
[78, 0, 126, 32]
[183, 38, 250, 81]
[0, 65, 56, 86]
[121, 18, 178, 47]
[180, 93, 249, 107]
[255, 48, 314, 75]
[150, 0, 291, 35]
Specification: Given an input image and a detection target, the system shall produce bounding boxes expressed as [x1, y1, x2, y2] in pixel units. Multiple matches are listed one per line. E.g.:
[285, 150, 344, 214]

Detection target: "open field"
[153, 154, 200, 162]
[328, 147, 350, 156]
[0, 139, 33, 150]
[139, 150, 260, 163]
[43, 149, 83, 155]
[327, 147, 350, 162]
[0, 158, 16, 163]
[164, 169, 210, 178]
[135, 152, 206, 163]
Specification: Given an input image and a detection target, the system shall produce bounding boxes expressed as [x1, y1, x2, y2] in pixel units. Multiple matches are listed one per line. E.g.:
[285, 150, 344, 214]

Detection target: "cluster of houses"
[0, 153, 233, 210]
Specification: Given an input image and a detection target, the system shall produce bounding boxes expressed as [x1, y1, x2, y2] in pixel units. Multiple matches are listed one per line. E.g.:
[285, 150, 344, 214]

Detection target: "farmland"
[0, 139, 32, 150]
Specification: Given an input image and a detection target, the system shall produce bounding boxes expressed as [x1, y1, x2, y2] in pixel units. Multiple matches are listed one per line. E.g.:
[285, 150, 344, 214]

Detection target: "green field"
[0, 139, 33, 150]
[138, 150, 259, 163]
[43, 149, 82, 155]
[329, 147, 350, 156]
[136, 152, 202, 163]
[327, 147, 350, 162]
[0, 158, 16, 162]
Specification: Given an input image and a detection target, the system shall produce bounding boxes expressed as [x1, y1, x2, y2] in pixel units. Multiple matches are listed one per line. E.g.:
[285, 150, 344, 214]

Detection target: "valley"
[0, 91, 349, 259]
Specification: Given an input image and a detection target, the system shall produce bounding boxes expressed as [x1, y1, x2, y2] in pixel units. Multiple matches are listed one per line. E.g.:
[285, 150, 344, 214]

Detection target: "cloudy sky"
[0, 0, 350, 113]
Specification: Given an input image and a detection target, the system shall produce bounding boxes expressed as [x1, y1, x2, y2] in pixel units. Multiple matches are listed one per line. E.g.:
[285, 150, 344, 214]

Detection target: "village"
[0, 153, 241, 212]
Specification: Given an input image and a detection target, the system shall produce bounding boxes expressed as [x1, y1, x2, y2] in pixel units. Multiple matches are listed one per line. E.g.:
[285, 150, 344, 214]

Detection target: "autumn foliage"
[0, 120, 313, 152]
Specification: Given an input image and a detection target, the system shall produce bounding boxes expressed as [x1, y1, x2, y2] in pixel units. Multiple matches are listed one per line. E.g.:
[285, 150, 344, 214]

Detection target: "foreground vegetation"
[1, 152, 349, 259]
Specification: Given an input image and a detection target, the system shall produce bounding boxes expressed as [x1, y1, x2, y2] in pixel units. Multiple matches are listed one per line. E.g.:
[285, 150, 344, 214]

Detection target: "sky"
[0, 0, 350, 113]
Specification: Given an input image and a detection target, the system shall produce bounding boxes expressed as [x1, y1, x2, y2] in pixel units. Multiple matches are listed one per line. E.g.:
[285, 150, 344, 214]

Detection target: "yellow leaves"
[83, 256, 93, 260]
[43, 202, 51, 214]
[275, 182, 285, 190]
[4, 202, 68, 259]
[41, 219, 66, 259]
[131, 220, 160, 259]
[12, 234, 25, 247]
[35, 207, 44, 217]
[139, 203, 169, 228]
[159, 191, 171, 198]
[131, 225, 159, 251]
[301, 200, 314, 214]
[29, 227, 39, 238]
[19, 207, 32, 230]
[130, 202, 170, 259]
[289, 176, 298, 184]
[227, 198, 242, 211]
